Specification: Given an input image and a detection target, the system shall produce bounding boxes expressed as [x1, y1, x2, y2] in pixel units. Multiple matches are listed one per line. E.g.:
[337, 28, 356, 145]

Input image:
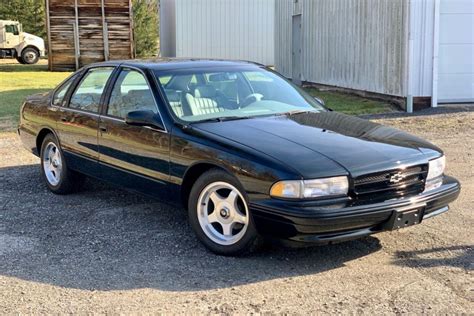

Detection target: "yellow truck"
[0, 20, 45, 64]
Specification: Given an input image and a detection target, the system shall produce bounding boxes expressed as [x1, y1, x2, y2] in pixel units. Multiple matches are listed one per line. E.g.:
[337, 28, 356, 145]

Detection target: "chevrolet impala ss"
[18, 59, 460, 255]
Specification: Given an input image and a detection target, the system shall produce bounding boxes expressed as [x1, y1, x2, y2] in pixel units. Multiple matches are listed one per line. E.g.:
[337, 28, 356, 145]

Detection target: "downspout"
[431, 0, 441, 107]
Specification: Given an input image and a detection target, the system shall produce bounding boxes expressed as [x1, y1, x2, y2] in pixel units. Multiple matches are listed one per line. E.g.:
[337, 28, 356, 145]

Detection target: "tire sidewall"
[188, 169, 259, 255]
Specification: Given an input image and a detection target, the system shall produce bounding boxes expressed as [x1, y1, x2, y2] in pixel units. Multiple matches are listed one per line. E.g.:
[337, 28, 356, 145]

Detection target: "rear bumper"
[250, 176, 460, 246]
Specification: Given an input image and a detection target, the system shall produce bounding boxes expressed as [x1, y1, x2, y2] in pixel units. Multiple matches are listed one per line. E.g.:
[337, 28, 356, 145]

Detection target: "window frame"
[67, 66, 116, 115]
[102, 66, 167, 132]
[51, 72, 81, 107]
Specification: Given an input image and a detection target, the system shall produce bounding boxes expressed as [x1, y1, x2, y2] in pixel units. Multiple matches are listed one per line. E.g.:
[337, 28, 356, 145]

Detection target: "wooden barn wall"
[46, 0, 133, 71]
[275, 0, 409, 97]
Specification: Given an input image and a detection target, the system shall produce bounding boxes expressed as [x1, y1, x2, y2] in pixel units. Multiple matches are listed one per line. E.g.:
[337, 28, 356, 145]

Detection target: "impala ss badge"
[389, 172, 405, 184]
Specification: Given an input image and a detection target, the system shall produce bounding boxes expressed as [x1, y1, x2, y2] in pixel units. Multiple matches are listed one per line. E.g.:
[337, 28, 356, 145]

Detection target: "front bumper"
[250, 176, 460, 246]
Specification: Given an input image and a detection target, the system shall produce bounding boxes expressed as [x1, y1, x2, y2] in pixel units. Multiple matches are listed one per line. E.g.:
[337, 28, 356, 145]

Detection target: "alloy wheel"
[197, 181, 249, 245]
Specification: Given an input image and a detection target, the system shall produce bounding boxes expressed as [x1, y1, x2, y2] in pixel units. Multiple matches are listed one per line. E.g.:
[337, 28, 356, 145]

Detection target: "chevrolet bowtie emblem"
[389, 172, 405, 184]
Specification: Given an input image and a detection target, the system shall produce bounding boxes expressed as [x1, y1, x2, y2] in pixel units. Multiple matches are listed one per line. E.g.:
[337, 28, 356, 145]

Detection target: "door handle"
[60, 116, 67, 122]
[99, 125, 107, 132]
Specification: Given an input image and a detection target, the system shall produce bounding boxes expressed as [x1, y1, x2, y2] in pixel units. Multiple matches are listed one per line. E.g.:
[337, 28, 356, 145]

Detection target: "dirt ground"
[0, 106, 472, 314]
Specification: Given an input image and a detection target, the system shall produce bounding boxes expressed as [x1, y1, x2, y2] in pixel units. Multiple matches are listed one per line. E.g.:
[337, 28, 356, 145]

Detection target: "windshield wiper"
[278, 110, 314, 116]
[191, 116, 251, 123]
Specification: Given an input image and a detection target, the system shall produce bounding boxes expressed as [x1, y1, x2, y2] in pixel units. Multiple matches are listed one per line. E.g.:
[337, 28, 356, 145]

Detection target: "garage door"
[438, 0, 474, 103]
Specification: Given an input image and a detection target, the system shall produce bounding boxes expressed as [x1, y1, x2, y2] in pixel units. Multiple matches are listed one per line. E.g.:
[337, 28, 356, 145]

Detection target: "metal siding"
[175, 0, 275, 65]
[160, 0, 176, 57]
[275, 0, 293, 77]
[275, 0, 408, 97]
[408, 0, 436, 97]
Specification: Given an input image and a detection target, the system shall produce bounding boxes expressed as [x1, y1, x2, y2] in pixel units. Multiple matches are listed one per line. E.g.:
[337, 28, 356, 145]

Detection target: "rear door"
[98, 67, 170, 198]
[56, 66, 115, 173]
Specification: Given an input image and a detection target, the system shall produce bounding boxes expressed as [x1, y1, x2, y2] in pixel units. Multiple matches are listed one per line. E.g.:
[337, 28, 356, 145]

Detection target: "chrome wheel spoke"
[221, 222, 233, 236]
[207, 211, 219, 224]
[226, 190, 238, 207]
[209, 191, 223, 205]
[233, 211, 247, 225]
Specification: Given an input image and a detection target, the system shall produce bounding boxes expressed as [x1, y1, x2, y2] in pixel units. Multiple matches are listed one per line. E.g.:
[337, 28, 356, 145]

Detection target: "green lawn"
[0, 61, 71, 130]
[0, 62, 395, 131]
[304, 87, 395, 115]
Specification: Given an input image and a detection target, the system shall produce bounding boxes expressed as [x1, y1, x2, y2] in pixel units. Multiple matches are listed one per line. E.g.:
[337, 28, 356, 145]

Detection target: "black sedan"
[18, 59, 460, 255]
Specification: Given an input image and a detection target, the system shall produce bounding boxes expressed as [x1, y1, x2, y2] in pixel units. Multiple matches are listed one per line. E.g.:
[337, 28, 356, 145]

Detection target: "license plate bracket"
[387, 204, 425, 231]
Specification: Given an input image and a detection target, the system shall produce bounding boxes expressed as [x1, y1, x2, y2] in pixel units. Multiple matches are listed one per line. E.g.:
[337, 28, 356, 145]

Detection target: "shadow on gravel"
[393, 245, 473, 270]
[0, 164, 382, 292]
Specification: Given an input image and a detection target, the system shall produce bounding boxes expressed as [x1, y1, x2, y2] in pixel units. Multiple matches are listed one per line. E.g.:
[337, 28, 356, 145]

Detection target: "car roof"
[85, 58, 265, 72]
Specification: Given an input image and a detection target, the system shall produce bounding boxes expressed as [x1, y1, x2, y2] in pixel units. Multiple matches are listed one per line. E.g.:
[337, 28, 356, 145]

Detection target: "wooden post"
[45, 0, 52, 71]
[73, 0, 80, 70]
[129, 0, 135, 58]
[101, 0, 109, 61]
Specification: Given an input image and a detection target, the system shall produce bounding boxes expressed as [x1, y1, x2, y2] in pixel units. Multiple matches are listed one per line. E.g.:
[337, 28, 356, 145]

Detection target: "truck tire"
[21, 47, 39, 64]
[16, 56, 25, 64]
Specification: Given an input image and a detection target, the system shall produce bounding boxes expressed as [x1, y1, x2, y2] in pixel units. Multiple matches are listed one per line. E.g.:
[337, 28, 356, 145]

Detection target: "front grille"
[353, 164, 428, 201]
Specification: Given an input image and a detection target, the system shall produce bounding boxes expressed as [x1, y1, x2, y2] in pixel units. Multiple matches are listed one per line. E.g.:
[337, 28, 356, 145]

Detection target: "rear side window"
[52, 74, 78, 106]
[69, 67, 114, 113]
[107, 69, 157, 118]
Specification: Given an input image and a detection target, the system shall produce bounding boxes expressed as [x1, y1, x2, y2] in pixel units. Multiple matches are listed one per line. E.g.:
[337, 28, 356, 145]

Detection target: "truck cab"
[0, 20, 45, 64]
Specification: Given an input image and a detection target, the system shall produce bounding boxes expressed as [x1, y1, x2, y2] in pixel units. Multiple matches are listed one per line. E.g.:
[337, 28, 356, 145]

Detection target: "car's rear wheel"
[188, 169, 261, 256]
[40, 134, 84, 194]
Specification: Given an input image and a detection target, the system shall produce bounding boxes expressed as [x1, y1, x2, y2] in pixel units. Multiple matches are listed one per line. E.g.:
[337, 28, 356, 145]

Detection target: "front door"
[56, 66, 115, 174]
[98, 67, 170, 198]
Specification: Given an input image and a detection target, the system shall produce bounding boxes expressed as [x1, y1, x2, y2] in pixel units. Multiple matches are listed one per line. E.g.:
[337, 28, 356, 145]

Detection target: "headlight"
[270, 176, 349, 199]
[425, 156, 445, 191]
[427, 156, 445, 180]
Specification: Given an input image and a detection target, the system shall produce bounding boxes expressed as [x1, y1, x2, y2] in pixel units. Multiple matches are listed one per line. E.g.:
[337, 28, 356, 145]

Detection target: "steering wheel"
[240, 93, 264, 108]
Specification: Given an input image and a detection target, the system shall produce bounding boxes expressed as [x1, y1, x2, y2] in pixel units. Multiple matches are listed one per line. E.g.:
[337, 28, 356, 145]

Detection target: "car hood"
[193, 112, 442, 178]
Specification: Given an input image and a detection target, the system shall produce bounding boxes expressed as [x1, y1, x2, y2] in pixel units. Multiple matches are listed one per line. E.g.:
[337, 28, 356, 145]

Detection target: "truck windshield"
[155, 67, 325, 122]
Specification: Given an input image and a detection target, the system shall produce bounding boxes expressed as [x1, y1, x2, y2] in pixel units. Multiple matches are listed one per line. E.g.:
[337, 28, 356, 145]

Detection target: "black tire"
[40, 134, 85, 194]
[21, 47, 40, 65]
[16, 56, 25, 64]
[188, 168, 262, 256]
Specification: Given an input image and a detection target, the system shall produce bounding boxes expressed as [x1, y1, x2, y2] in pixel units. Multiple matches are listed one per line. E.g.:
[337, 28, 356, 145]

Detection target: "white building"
[160, 0, 275, 65]
[160, 0, 474, 109]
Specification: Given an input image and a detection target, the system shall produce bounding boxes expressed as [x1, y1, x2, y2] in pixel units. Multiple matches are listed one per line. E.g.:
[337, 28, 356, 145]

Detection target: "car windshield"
[155, 67, 325, 122]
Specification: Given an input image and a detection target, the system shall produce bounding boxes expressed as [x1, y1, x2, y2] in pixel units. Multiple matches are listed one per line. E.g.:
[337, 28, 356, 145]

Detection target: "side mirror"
[125, 110, 165, 130]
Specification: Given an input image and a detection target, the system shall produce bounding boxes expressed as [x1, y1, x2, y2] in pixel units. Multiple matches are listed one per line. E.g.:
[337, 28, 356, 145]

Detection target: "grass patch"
[0, 62, 71, 130]
[304, 87, 395, 115]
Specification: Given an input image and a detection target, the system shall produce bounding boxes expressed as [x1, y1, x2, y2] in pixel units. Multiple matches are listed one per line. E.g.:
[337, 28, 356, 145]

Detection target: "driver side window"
[107, 69, 157, 119]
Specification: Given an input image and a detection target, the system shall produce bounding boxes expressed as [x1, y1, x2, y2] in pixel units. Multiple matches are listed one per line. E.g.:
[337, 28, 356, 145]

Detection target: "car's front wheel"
[188, 169, 261, 256]
[40, 134, 84, 194]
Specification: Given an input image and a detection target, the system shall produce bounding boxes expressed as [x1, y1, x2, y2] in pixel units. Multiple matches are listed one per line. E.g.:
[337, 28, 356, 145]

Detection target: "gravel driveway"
[1, 107, 473, 314]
